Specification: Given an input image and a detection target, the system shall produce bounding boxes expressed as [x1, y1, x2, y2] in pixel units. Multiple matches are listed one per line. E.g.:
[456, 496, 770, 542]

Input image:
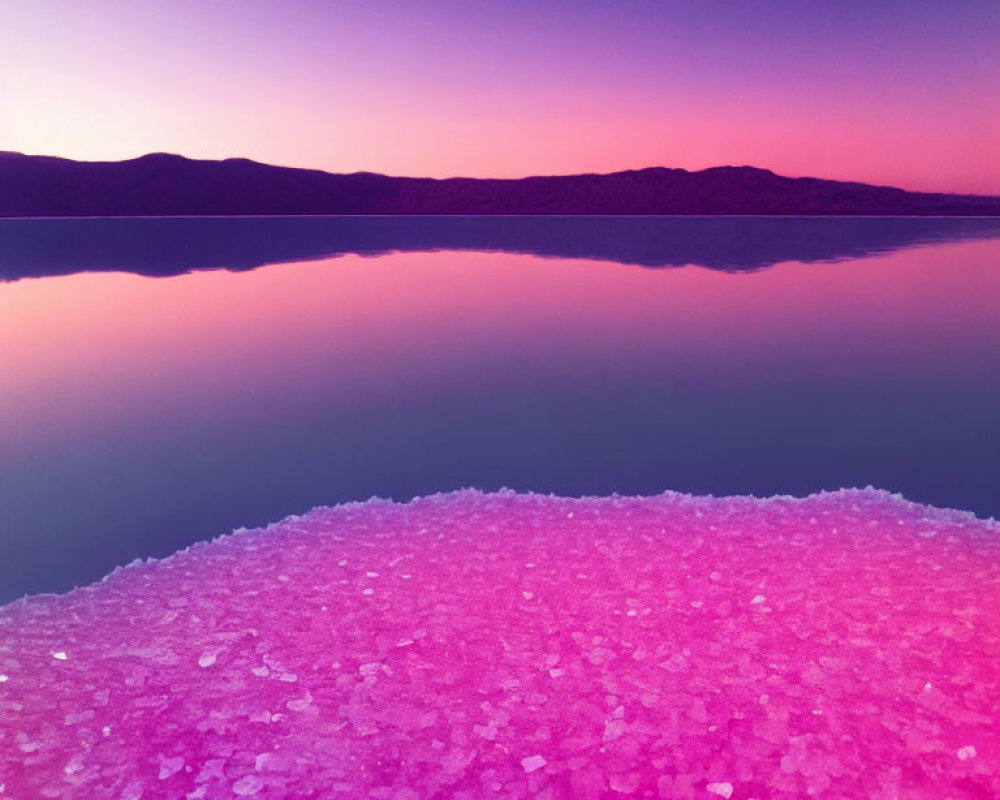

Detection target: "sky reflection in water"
[1, 218, 999, 601]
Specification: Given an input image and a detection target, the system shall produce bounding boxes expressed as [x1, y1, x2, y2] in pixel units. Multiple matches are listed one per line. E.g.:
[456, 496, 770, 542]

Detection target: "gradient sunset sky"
[3, 1, 999, 193]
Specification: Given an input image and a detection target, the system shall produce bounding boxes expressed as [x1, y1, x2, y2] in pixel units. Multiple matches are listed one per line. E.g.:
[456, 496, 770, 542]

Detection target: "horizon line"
[7, 214, 1000, 222]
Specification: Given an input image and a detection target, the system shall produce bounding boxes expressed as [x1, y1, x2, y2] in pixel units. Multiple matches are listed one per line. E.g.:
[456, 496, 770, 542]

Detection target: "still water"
[2, 217, 999, 602]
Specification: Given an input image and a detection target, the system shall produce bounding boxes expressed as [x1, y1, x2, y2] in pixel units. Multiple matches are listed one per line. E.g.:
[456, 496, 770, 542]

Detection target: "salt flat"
[1, 489, 997, 799]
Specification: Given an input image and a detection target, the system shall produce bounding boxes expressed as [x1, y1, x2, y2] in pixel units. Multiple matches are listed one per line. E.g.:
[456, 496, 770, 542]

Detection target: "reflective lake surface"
[2, 217, 999, 601]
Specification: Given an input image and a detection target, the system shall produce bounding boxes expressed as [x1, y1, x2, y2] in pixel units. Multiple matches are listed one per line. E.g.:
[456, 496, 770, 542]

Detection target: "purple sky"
[2, 1, 998, 193]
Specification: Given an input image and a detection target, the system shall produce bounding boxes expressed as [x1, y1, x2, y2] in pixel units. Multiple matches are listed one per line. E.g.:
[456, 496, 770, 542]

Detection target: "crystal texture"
[1, 489, 998, 798]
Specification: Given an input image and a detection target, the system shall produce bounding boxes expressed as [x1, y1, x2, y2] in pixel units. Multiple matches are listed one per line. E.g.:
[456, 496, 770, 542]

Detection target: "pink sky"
[2, 1, 998, 194]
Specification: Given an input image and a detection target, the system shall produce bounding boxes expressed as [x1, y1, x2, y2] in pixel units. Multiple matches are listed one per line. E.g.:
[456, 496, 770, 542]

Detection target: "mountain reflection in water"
[3, 215, 1000, 280]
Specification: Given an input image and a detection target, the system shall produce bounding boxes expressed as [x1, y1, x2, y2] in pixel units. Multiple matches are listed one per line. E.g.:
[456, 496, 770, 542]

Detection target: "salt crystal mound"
[1, 490, 998, 799]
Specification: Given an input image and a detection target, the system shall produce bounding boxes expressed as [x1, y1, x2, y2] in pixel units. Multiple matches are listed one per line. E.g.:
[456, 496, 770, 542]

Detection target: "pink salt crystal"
[1, 488, 999, 799]
[609, 772, 641, 793]
[707, 781, 735, 798]
[521, 754, 547, 773]
[232, 774, 264, 795]
[158, 756, 185, 780]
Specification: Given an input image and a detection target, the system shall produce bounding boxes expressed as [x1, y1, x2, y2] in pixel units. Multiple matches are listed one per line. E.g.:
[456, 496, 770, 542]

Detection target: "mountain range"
[2, 152, 999, 217]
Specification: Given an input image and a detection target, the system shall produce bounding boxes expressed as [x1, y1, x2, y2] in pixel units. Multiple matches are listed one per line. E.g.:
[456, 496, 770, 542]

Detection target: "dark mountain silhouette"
[2, 152, 999, 217]
[3, 216, 1000, 282]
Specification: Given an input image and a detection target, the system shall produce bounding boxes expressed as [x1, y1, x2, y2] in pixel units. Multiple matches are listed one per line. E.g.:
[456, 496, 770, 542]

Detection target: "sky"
[2, 1, 999, 193]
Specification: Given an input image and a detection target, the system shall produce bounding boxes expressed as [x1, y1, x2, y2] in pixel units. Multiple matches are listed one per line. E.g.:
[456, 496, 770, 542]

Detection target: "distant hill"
[2, 152, 999, 217]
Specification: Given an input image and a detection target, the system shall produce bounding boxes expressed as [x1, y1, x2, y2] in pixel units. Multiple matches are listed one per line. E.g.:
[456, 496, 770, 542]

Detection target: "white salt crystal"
[121, 780, 144, 800]
[159, 756, 185, 779]
[522, 591, 534, 599]
[521, 754, 547, 773]
[473, 724, 498, 740]
[751, 595, 767, 605]
[64, 709, 95, 725]
[52, 652, 68, 661]
[0, 675, 8, 682]
[957, 745, 977, 760]
[197, 653, 216, 668]
[707, 781, 734, 798]
[361, 588, 375, 596]
[603, 719, 626, 741]
[232, 774, 265, 795]
[286, 694, 313, 712]
[64, 755, 84, 775]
